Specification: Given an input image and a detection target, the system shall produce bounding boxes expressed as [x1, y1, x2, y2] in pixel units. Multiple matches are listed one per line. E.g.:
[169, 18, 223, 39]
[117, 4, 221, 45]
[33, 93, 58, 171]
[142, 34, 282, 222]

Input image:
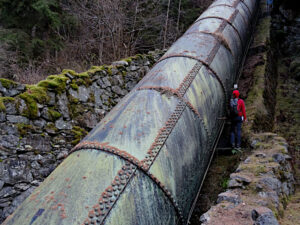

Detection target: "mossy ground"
[275, 58, 300, 182]
[273, 57, 300, 225]
[279, 191, 300, 225]
[245, 62, 269, 132]
[243, 14, 277, 133]
[252, 16, 271, 47]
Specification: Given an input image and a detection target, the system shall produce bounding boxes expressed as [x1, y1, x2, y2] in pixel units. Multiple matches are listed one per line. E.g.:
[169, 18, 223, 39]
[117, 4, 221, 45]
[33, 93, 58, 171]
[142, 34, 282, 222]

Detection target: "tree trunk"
[176, 0, 182, 36]
[163, 0, 171, 49]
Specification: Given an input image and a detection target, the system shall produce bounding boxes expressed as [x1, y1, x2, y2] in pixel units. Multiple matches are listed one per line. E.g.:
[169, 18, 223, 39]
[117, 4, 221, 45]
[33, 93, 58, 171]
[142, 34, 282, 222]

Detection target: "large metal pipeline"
[3, 0, 259, 224]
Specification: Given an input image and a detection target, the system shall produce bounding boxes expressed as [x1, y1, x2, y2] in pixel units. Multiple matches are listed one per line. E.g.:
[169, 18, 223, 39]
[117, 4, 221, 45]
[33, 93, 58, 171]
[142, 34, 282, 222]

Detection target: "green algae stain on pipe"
[4, 150, 127, 225]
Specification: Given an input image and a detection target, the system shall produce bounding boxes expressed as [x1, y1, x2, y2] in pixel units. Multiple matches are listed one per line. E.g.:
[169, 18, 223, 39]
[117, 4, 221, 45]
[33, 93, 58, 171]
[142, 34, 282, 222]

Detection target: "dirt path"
[189, 151, 249, 224]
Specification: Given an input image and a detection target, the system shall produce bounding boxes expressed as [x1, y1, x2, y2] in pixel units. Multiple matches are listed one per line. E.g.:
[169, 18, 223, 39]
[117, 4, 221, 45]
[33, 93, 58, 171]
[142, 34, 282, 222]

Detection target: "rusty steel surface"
[3, 0, 259, 224]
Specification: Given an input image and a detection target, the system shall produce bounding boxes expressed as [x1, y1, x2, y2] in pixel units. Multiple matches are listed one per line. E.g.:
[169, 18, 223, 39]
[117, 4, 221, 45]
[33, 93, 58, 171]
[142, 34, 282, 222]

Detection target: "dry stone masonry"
[200, 133, 294, 225]
[0, 50, 165, 223]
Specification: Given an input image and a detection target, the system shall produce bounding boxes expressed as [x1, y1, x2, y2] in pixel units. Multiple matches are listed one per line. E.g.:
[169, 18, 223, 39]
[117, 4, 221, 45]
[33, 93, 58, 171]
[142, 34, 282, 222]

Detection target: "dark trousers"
[230, 116, 243, 147]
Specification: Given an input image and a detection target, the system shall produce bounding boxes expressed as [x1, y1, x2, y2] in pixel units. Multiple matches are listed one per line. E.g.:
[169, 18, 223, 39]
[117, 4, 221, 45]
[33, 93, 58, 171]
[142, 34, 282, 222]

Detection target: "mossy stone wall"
[0, 49, 165, 223]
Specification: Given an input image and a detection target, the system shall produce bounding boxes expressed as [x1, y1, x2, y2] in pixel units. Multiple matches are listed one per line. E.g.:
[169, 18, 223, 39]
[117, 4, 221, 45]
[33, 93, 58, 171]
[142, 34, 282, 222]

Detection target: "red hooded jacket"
[233, 90, 247, 120]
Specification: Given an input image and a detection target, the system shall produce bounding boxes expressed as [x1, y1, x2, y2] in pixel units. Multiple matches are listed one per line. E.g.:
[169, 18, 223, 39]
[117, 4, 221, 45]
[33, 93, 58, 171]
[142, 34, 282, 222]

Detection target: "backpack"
[230, 98, 239, 117]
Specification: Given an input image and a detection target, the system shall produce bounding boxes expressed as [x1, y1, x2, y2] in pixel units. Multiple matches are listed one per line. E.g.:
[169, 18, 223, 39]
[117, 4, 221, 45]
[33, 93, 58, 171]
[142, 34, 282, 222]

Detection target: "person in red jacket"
[230, 90, 247, 150]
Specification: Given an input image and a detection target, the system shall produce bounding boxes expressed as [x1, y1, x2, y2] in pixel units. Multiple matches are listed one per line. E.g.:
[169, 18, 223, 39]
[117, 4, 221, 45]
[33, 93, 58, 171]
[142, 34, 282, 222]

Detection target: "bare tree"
[176, 0, 182, 36]
[163, 0, 171, 49]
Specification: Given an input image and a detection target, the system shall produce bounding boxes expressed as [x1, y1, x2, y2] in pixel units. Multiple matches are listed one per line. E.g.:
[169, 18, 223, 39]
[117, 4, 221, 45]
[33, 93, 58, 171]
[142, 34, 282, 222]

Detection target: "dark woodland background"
[0, 0, 213, 83]
[0, 0, 297, 84]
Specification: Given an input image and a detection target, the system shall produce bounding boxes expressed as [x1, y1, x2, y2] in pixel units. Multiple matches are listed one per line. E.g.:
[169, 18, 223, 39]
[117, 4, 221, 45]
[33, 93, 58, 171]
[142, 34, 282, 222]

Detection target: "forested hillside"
[0, 0, 213, 83]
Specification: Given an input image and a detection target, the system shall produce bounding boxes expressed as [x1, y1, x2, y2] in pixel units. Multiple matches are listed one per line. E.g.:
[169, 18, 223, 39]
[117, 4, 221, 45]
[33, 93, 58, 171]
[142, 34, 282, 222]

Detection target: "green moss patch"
[45, 122, 58, 133]
[0, 100, 5, 112]
[89, 65, 105, 71]
[48, 109, 62, 121]
[37, 75, 69, 94]
[0, 78, 18, 89]
[122, 57, 133, 63]
[68, 95, 79, 104]
[0, 97, 15, 112]
[88, 93, 95, 103]
[105, 65, 113, 76]
[72, 77, 92, 87]
[61, 69, 77, 76]
[19, 85, 49, 119]
[71, 126, 88, 145]
[70, 80, 79, 90]
[25, 85, 50, 104]
[16, 123, 35, 137]
[68, 102, 84, 118]
[19, 95, 38, 119]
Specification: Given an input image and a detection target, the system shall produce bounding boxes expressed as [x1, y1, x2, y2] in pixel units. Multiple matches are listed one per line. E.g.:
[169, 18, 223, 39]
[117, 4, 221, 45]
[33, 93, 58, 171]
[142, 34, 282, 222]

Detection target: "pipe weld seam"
[70, 141, 145, 168]
[142, 100, 186, 171]
[208, 3, 249, 26]
[137, 86, 200, 117]
[206, 41, 222, 65]
[194, 14, 243, 45]
[210, 0, 252, 17]
[140, 101, 193, 223]
[71, 142, 185, 224]
[185, 31, 233, 56]
[198, 59, 229, 116]
[142, 99, 211, 221]
[154, 54, 228, 110]
[137, 86, 211, 139]
[80, 161, 137, 225]
[177, 62, 202, 96]
[208, 4, 238, 11]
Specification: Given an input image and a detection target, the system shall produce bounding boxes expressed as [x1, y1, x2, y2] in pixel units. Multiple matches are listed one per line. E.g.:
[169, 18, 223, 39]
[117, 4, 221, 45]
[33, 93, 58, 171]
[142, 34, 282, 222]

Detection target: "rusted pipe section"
[3, 0, 259, 224]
